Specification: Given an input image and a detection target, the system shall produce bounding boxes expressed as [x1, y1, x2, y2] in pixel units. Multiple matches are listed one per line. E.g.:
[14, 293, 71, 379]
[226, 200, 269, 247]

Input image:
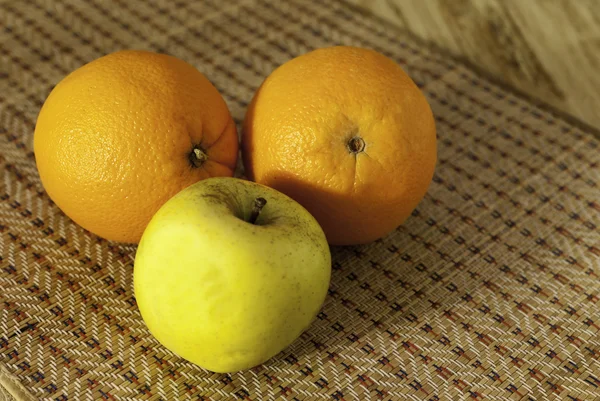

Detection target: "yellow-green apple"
[133, 177, 331, 373]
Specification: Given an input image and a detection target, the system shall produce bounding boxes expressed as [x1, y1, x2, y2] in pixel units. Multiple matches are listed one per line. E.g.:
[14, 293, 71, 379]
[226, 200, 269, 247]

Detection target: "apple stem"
[248, 197, 267, 224]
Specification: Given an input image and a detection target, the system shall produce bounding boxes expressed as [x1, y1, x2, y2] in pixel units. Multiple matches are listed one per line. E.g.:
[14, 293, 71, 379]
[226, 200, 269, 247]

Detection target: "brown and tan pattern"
[1, 0, 600, 400]
[350, 0, 600, 129]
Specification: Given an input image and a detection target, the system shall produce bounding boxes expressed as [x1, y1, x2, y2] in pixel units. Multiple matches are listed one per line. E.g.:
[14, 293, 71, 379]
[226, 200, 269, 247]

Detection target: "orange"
[243, 46, 436, 245]
[34, 50, 238, 243]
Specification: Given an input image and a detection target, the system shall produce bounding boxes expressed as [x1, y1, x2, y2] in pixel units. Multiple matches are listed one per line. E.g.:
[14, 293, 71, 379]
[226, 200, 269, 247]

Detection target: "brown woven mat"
[2, 0, 600, 400]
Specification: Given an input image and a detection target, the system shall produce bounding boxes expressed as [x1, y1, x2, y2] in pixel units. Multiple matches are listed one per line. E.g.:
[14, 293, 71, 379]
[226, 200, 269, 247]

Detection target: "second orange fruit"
[243, 46, 437, 245]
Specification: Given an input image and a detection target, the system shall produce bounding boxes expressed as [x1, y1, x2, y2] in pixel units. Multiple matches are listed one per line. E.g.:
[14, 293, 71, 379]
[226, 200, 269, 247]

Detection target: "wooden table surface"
[351, 0, 600, 128]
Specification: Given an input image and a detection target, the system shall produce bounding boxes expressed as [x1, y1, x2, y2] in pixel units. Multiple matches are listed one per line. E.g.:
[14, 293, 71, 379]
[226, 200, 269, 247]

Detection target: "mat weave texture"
[1, 0, 600, 400]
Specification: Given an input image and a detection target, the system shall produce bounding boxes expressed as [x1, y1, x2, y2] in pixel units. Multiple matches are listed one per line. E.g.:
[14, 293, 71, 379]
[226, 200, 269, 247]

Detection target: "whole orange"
[243, 46, 436, 245]
[34, 50, 238, 243]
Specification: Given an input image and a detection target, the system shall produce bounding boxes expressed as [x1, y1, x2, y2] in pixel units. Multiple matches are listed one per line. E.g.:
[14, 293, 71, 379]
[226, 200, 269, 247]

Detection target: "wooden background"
[351, 0, 600, 128]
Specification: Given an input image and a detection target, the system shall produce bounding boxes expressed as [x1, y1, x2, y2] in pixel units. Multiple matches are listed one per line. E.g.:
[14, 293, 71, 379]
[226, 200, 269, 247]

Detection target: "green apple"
[133, 177, 331, 373]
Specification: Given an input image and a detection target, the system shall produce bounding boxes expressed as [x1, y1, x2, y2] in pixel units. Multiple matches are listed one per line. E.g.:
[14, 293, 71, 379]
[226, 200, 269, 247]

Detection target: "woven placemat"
[1, 0, 600, 400]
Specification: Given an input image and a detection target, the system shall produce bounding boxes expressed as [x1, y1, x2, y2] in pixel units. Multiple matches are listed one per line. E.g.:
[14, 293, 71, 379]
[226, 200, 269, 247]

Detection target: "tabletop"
[352, 0, 600, 129]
